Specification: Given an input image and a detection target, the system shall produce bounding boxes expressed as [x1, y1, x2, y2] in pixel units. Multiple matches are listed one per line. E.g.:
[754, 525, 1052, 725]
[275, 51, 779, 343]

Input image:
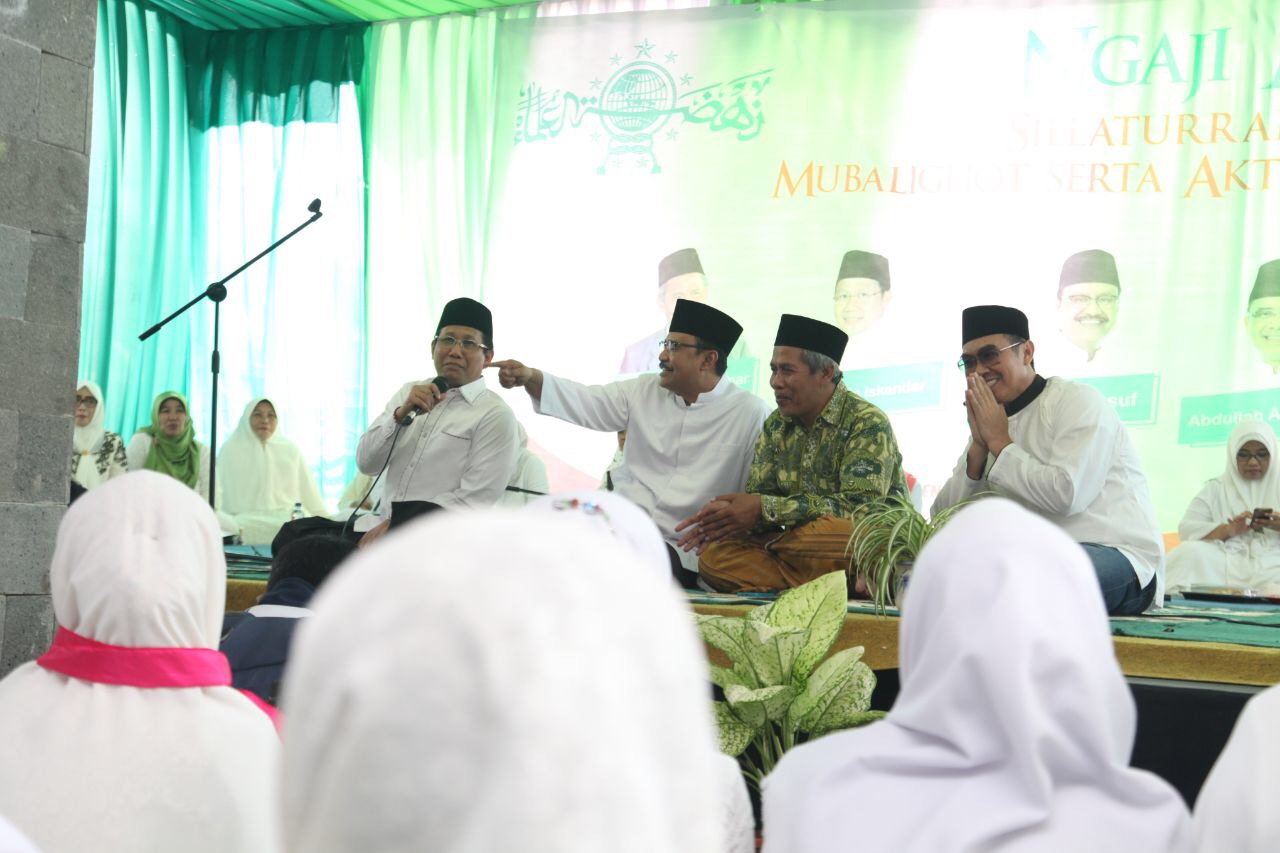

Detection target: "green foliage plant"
[847, 495, 969, 612]
[697, 571, 883, 787]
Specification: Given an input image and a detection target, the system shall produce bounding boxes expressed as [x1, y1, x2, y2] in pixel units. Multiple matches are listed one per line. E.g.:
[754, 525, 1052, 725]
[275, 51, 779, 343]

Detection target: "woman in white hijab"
[763, 498, 1191, 853]
[522, 490, 672, 580]
[1167, 418, 1280, 591]
[218, 397, 328, 545]
[282, 509, 728, 853]
[1192, 682, 1280, 851]
[522, 489, 755, 851]
[69, 379, 127, 489]
[0, 471, 283, 853]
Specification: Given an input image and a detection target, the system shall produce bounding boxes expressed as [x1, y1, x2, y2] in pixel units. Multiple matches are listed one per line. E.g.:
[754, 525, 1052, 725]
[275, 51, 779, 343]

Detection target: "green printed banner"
[844, 362, 944, 412]
[1073, 374, 1160, 425]
[87, 0, 1280, 523]
[725, 356, 759, 394]
[1178, 389, 1280, 446]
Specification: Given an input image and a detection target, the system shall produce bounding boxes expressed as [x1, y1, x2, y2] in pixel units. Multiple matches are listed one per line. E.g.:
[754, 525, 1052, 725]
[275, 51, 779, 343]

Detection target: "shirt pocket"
[436, 429, 473, 466]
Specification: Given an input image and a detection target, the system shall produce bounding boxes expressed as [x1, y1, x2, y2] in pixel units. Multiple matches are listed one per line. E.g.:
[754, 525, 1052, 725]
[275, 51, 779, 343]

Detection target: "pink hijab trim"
[38, 626, 281, 732]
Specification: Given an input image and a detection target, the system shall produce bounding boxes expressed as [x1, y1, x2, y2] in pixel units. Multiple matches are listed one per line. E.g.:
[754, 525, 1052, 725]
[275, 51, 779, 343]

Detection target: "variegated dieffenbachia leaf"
[765, 571, 848, 682]
[697, 614, 751, 660]
[741, 619, 807, 686]
[712, 700, 757, 757]
[731, 661, 760, 689]
[709, 663, 750, 691]
[746, 601, 774, 622]
[725, 683, 797, 728]
[789, 646, 875, 735]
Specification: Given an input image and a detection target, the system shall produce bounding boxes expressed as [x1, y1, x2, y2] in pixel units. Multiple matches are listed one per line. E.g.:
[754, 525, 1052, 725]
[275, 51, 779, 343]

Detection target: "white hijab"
[1180, 419, 1280, 542]
[282, 510, 726, 853]
[763, 499, 1190, 853]
[72, 379, 106, 454]
[520, 490, 755, 850]
[1192, 683, 1280, 852]
[522, 489, 672, 581]
[218, 396, 326, 515]
[1220, 419, 1280, 514]
[0, 471, 283, 853]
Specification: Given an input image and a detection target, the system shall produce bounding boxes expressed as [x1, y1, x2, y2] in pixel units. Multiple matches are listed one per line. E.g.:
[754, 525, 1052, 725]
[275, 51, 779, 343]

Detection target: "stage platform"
[226, 576, 1280, 688]
[225, 574, 1276, 803]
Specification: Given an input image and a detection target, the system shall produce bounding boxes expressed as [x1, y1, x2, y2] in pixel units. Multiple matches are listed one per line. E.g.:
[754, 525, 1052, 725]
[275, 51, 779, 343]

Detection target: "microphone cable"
[343, 419, 407, 539]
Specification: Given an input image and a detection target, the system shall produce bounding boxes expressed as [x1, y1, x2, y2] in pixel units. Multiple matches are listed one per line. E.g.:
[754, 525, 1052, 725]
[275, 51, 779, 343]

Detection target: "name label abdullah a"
[1179, 389, 1280, 446]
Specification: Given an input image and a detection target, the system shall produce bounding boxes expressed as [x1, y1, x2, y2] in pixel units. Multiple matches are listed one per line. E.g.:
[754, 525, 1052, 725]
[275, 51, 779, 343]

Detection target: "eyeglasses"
[835, 288, 883, 303]
[957, 341, 1022, 373]
[1237, 450, 1271, 462]
[659, 338, 708, 353]
[1065, 294, 1118, 308]
[1248, 307, 1278, 321]
[433, 335, 490, 353]
[74, 396, 97, 408]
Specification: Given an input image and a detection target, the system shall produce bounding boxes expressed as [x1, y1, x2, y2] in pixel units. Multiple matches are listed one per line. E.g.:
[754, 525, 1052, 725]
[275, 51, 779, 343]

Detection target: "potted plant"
[697, 571, 884, 788]
[846, 494, 969, 612]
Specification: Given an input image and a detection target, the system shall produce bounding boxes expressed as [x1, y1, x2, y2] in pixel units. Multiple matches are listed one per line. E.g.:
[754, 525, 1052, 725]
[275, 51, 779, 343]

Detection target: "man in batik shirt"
[677, 314, 907, 591]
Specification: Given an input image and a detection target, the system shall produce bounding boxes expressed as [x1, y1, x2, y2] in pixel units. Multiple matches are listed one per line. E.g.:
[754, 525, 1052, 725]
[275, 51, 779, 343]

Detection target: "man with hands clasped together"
[932, 305, 1165, 615]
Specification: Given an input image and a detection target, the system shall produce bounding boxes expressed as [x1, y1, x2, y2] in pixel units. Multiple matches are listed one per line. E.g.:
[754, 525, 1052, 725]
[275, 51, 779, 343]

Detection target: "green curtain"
[83, 0, 196, 440]
[361, 14, 504, 394]
[184, 24, 370, 501]
[82, 0, 369, 503]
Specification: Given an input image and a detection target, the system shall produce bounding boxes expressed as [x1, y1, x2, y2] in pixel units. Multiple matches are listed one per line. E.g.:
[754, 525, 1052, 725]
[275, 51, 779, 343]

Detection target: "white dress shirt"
[496, 425, 551, 508]
[932, 376, 1165, 606]
[536, 373, 769, 570]
[356, 376, 519, 520]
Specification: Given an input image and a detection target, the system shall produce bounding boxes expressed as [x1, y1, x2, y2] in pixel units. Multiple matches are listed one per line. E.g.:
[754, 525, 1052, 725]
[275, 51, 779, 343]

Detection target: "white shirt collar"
[454, 375, 488, 403]
[669, 374, 730, 408]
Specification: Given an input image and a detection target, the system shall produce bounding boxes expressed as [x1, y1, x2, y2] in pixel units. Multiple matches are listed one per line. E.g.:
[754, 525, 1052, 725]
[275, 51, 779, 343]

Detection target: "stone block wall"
[0, 0, 97, 675]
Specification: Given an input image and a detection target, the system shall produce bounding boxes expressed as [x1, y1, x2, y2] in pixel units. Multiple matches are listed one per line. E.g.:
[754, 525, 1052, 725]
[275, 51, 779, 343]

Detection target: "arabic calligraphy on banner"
[514, 45, 771, 173]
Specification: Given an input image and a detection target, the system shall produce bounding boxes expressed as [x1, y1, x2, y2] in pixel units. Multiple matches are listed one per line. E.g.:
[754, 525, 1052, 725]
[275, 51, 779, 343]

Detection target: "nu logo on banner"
[514, 38, 771, 173]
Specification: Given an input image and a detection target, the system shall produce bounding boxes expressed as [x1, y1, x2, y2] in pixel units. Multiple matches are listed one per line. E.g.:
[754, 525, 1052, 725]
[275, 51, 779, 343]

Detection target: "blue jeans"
[1081, 543, 1156, 616]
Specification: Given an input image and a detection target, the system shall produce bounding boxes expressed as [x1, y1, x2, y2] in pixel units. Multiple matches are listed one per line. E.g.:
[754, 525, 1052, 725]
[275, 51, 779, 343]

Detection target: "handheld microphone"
[399, 376, 451, 426]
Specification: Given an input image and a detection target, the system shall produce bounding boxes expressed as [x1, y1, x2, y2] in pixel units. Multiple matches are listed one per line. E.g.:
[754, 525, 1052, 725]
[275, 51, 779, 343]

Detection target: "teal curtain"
[82, 0, 196, 441]
[361, 15, 503, 394]
[82, 0, 369, 503]
[184, 24, 369, 502]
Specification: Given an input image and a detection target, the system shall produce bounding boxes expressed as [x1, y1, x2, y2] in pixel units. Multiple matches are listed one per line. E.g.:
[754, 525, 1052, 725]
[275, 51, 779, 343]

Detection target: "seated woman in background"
[763, 500, 1190, 852]
[70, 379, 127, 489]
[1167, 419, 1280, 592]
[0, 472, 282, 852]
[218, 397, 328, 545]
[126, 391, 210, 499]
[126, 391, 238, 537]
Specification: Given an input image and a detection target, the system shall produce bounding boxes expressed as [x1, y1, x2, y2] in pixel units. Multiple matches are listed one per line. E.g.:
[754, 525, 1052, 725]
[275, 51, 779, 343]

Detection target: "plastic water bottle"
[291, 502, 304, 521]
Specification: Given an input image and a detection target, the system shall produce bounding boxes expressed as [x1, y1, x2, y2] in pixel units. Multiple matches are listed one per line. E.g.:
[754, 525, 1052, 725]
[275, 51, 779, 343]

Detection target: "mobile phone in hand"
[1253, 508, 1273, 523]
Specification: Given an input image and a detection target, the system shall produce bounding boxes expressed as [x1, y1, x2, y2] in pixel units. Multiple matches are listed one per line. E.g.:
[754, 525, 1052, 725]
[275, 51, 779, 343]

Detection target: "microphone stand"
[138, 199, 324, 510]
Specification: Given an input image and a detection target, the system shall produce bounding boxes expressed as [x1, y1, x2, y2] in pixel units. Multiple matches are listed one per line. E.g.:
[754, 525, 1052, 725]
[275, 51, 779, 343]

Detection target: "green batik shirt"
[747, 382, 907, 530]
